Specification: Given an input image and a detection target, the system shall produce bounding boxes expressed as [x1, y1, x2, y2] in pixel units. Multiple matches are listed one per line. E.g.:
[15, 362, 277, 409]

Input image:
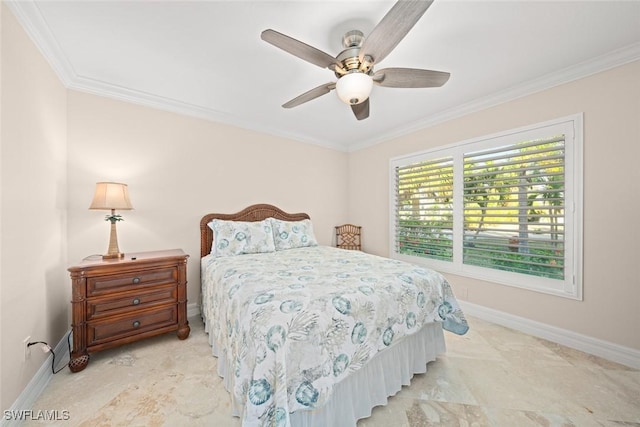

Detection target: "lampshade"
[335, 72, 373, 105]
[89, 182, 133, 210]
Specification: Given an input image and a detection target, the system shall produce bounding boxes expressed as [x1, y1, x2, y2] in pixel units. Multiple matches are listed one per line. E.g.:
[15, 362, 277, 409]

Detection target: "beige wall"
[0, 3, 68, 411]
[66, 90, 349, 307]
[1, 1, 4, 410]
[3, 0, 639, 412]
[348, 60, 640, 351]
[1, 2, 347, 410]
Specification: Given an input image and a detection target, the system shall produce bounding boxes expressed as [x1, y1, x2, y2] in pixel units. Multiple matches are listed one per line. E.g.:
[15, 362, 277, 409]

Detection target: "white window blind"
[390, 115, 582, 299]
[395, 157, 454, 261]
[462, 136, 565, 280]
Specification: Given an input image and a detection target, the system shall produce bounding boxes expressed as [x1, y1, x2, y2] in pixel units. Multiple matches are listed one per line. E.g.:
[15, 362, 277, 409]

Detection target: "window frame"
[389, 114, 583, 300]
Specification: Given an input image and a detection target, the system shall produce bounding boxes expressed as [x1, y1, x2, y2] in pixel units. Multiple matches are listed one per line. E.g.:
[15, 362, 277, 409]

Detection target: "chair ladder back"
[335, 224, 362, 251]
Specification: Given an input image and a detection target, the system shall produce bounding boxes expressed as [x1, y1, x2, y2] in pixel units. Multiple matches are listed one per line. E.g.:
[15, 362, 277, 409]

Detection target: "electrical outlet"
[23, 336, 31, 360]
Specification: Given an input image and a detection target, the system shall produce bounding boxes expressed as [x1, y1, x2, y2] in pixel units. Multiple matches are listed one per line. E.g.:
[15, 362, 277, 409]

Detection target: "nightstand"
[68, 249, 190, 372]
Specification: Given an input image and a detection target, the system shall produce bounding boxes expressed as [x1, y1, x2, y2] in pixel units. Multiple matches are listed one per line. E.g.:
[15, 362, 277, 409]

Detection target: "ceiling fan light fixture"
[336, 72, 373, 105]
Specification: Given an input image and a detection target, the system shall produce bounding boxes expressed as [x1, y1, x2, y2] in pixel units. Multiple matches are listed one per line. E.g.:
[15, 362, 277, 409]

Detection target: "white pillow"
[208, 219, 276, 257]
[270, 218, 318, 250]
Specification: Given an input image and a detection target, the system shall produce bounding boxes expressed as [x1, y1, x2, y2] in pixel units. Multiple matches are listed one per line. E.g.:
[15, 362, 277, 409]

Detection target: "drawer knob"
[132, 298, 141, 305]
[132, 277, 141, 284]
[132, 320, 141, 328]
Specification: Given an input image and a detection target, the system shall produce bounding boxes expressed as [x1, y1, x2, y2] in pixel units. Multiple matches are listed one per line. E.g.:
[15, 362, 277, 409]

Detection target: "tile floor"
[24, 316, 640, 426]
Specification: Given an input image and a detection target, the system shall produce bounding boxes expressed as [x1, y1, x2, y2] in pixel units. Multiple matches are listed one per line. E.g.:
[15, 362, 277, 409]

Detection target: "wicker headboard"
[200, 203, 311, 257]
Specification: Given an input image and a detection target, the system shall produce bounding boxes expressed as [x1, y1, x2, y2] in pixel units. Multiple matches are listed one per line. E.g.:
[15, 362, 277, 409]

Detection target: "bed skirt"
[204, 319, 446, 426]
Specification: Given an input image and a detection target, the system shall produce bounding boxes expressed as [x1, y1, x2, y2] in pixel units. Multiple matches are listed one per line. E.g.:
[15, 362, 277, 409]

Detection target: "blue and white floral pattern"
[201, 246, 468, 426]
[208, 219, 276, 257]
[270, 218, 318, 250]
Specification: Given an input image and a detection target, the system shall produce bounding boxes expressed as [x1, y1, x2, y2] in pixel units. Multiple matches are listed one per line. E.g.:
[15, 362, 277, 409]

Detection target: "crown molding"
[6, 1, 348, 152]
[5, 1, 75, 87]
[68, 75, 348, 152]
[348, 42, 640, 152]
[8, 1, 639, 153]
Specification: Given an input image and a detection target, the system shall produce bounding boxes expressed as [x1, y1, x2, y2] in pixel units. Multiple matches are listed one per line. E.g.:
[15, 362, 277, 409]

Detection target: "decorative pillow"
[208, 219, 276, 257]
[270, 218, 318, 250]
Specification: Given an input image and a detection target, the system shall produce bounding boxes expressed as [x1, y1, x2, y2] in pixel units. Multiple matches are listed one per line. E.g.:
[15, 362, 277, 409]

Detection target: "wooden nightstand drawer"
[87, 286, 177, 320]
[69, 249, 190, 372]
[87, 267, 176, 297]
[87, 306, 178, 346]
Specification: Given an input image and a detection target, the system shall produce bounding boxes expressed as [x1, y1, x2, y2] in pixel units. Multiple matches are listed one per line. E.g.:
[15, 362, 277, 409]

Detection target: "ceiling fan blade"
[351, 98, 370, 120]
[261, 29, 337, 70]
[282, 82, 336, 108]
[359, 0, 434, 65]
[373, 68, 450, 88]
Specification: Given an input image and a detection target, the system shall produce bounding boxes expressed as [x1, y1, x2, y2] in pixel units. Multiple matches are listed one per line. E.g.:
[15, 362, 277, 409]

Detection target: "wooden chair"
[335, 224, 362, 251]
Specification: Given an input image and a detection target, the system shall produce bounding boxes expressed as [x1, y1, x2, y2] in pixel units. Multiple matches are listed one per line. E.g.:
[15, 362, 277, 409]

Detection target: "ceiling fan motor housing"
[335, 30, 374, 77]
[334, 30, 375, 105]
[260, 0, 445, 119]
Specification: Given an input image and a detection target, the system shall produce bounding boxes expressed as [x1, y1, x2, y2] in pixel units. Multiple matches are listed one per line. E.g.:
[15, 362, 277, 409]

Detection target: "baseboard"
[2, 332, 71, 427]
[187, 302, 200, 318]
[3, 304, 202, 426]
[3, 302, 203, 426]
[7, 301, 634, 426]
[459, 301, 640, 369]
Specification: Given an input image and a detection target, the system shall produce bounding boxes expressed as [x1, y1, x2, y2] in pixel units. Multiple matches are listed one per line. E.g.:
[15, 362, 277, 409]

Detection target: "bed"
[199, 204, 468, 427]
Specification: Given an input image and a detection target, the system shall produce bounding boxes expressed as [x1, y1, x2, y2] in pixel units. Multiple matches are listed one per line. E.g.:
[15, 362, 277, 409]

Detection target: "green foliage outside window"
[396, 137, 565, 281]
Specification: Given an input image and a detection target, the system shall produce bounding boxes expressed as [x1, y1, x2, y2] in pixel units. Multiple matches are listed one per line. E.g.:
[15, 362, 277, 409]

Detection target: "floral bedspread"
[201, 246, 468, 426]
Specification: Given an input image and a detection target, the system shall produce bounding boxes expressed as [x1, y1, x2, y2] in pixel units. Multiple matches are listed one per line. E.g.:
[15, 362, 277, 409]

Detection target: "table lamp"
[89, 182, 133, 259]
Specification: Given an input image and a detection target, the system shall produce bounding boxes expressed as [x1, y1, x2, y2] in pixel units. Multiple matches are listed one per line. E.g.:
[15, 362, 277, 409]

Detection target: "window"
[390, 115, 583, 299]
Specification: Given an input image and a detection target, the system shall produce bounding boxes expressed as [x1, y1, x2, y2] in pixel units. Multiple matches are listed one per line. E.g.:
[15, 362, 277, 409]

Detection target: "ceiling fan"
[261, 0, 450, 121]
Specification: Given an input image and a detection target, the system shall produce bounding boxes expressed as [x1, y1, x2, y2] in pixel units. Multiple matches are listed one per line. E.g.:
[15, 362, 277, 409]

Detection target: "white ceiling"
[9, 1, 640, 151]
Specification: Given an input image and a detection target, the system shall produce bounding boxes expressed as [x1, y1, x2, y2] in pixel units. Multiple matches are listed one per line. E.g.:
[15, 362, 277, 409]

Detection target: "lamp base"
[103, 217, 124, 260]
